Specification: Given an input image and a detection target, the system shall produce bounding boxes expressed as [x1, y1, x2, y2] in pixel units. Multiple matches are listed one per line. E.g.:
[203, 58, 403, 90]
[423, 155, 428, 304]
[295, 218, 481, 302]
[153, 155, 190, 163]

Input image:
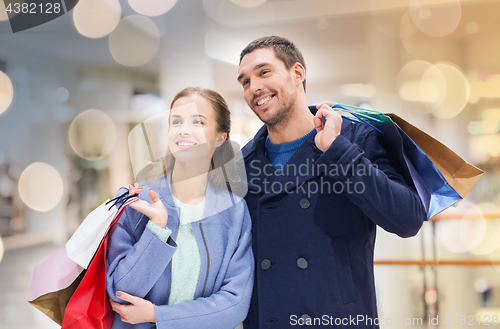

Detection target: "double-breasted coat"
[242, 106, 426, 328]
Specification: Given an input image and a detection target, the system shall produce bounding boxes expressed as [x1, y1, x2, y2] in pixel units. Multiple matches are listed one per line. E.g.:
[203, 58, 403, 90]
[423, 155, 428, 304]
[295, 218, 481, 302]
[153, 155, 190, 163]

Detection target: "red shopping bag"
[61, 206, 126, 329]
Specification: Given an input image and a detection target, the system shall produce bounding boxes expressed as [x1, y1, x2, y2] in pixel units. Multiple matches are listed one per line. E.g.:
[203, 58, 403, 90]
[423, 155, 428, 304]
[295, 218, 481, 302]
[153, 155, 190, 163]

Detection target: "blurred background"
[1, 0, 500, 328]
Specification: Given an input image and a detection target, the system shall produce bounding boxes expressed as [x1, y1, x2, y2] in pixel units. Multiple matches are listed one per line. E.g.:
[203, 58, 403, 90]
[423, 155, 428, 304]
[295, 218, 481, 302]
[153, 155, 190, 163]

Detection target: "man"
[238, 36, 426, 328]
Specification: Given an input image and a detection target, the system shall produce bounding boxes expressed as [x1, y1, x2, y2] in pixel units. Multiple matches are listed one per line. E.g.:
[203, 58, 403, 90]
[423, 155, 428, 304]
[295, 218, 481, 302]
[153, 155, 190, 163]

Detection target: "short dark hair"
[239, 36, 307, 91]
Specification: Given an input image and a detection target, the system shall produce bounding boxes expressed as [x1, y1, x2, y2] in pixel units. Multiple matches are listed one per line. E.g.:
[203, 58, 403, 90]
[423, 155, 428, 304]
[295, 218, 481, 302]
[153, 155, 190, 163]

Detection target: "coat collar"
[243, 107, 324, 198]
[142, 172, 231, 221]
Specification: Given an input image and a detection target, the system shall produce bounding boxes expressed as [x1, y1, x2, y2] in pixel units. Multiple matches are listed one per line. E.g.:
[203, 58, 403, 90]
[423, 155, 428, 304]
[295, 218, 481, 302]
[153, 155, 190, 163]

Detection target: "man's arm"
[314, 103, 426, 237]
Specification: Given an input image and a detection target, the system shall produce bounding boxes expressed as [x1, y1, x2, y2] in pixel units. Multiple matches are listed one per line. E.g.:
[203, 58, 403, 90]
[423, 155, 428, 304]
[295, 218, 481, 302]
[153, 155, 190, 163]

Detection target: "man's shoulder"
[340, 118, 378, 143]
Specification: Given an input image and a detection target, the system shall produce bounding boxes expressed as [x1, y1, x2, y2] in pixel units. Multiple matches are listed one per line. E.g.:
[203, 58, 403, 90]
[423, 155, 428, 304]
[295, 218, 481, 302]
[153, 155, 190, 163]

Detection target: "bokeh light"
[229, 0, 268, 8]
[466, 21, 479, 34]
[469, 203, 500, 255]
[397, 60, 444, 113]
[409, 0, 461, 37]
[468, 73, 500, 104]
[0, 71, 14, 116]
[397, 61, 469, 118]
[425, 289, 437, 305]
[400, 10, 420, 57]
[0, 0, 23, 21]
[474, 278, 490, 293]
[54, 87, 70, 103]
[109, 16, 160, 67]
[469, 134, 500, 163]
[69, 109, 117, 160]
[427, 63, 469, 119]
[18, 162, 64, 212]
[128, 0, 177, 17]
[73, 0, 121, 39]
[437, 202, 486, 253]
[0, 0, 8, 22]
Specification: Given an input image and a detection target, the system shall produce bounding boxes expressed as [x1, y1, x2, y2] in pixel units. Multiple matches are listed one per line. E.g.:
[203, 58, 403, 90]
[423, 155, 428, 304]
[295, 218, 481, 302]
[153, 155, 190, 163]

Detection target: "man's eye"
[242, 79, 249, 86]
[260, 70, 269, 76]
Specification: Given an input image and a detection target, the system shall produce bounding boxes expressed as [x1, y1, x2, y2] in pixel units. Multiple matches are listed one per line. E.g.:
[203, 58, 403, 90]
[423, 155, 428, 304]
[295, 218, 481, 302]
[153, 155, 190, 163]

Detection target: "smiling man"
[238, 36, 426, 328]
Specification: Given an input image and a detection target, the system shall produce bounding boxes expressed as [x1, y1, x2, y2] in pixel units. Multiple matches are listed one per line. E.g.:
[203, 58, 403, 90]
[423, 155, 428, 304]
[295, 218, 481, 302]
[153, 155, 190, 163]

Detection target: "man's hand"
[313, 101, 343, 153]
[110, 291, 156, 325]
[129, 189, 168, 229]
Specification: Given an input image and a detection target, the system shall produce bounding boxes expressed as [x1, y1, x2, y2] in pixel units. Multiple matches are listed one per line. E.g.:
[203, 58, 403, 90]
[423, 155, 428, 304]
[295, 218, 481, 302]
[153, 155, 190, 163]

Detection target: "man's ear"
[292, 63, 305, 87]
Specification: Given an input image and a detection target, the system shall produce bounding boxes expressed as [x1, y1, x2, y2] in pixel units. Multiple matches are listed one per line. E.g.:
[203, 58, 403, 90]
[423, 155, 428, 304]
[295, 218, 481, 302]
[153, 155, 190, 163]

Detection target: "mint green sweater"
[146, 197, 205, 305]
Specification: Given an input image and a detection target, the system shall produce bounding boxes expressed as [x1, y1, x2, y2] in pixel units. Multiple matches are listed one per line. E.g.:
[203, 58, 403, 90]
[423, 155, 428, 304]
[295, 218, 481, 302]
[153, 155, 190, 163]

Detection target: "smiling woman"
[106, 87, 253, 329]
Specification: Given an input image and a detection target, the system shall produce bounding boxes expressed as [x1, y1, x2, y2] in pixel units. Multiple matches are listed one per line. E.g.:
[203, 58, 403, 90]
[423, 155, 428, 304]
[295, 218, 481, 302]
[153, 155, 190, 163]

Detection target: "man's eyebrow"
[237, 62, 272, 83]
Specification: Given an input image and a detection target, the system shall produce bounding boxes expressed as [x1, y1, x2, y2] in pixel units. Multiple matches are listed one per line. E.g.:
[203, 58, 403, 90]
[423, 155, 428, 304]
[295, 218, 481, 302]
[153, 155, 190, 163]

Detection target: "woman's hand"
[128, 187, 168, 229]
[129, 184, 143, 197]
[110, 291, 156, 324]
[313, 101, 343, 153]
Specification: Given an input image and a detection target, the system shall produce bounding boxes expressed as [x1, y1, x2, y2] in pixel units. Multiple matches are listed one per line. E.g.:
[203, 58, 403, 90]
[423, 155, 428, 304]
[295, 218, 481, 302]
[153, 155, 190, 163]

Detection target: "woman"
[106, 87, 254, 329]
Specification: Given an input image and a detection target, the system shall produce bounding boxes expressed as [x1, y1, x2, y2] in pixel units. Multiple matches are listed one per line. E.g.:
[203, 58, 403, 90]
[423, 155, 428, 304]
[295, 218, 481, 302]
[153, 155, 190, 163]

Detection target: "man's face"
[238, 48, 297, 127]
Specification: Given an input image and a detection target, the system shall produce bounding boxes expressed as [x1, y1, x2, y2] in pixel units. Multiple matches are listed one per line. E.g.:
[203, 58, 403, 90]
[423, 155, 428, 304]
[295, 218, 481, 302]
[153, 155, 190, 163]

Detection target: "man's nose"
[249, 78, 263, 94]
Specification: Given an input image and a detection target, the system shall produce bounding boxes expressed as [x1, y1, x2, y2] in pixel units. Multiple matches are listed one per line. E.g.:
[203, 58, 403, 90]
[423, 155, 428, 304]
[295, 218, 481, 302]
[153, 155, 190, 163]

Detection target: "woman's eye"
[172, 120, 181, 125]
[193, 119, 203, 125]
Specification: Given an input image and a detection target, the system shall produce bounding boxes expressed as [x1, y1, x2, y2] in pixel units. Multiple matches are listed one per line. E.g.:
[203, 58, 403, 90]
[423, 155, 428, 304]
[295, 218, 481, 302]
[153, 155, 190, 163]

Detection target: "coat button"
[299, 314, 312, 325]
[357, 146, 363, 153]
[261, 259, 271, 270]
[264, 204, 276, 211]
[297, 257, 308, 269]
[299, 198, 310, 209]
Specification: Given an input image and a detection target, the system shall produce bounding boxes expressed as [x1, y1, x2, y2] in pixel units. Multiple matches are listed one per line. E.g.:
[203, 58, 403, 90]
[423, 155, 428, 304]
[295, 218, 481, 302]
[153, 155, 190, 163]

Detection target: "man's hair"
[239, 36, 307, 91]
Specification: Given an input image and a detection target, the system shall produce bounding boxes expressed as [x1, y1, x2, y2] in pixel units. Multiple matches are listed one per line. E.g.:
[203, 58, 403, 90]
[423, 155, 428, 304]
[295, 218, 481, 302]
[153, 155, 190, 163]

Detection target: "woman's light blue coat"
[106, 175, 254, 329]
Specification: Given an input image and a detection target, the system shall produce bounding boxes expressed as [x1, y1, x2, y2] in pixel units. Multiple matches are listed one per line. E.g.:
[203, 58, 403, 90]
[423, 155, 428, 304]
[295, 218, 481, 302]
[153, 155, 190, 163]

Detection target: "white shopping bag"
[65, 200, 117, 269]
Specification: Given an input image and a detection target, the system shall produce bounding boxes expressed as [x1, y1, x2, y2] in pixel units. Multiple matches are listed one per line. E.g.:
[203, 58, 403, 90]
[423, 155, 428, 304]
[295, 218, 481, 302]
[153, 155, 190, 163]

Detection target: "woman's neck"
[171, 162, 208, 205]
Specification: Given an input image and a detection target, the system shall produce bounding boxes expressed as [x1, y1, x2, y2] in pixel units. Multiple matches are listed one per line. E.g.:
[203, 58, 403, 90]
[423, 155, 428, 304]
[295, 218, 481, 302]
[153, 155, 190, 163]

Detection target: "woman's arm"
[106, 187, 177, 302]
[110, 201, 255, 329]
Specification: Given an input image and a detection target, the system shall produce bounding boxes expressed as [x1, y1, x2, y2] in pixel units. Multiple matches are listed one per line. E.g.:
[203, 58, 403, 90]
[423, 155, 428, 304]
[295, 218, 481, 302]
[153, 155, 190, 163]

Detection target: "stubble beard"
[253, 88, 297, 133]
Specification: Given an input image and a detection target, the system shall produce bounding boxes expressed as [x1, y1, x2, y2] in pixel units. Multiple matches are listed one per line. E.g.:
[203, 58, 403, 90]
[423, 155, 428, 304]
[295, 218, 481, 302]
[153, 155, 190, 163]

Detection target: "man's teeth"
[257, 96, 272, 106]
[178, 142, 195, 146]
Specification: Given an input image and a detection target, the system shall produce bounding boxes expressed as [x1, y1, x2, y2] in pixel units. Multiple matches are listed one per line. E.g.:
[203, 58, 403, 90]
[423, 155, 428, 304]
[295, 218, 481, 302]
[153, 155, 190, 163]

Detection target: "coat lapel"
[244, 123, 324, 201]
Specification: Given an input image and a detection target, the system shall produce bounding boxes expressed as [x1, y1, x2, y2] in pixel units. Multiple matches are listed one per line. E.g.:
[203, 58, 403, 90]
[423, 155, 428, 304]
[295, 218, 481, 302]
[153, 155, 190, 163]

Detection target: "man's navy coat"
[242, 106, 426, 328]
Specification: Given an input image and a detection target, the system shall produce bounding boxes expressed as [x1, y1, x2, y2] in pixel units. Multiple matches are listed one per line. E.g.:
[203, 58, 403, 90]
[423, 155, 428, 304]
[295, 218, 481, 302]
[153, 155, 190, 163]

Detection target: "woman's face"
[168, 94, 225, 164]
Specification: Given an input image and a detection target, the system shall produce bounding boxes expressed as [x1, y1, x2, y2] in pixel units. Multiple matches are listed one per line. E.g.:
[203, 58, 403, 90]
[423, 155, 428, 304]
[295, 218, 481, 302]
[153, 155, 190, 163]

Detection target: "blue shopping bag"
[331, 103, 481, 220]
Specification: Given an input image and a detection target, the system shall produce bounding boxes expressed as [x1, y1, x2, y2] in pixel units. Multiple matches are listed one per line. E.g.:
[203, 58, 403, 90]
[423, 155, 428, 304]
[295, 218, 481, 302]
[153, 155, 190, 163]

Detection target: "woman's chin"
[172, 147, 211, 167]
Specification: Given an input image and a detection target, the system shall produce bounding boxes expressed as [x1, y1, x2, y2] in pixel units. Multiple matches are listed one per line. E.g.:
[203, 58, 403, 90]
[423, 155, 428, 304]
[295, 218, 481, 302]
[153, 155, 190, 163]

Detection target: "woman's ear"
[213, 132, 227, 148]
[216, 132, 228, 147]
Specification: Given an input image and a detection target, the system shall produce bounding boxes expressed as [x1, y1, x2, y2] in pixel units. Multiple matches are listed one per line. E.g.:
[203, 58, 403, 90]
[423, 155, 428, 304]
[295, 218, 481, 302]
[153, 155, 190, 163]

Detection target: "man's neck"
[267, 102, 314, 145]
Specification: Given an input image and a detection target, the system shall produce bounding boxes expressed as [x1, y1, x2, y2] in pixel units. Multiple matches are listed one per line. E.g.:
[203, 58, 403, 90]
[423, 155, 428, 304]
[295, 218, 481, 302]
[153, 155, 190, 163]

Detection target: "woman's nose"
[178, 123, 190, 135]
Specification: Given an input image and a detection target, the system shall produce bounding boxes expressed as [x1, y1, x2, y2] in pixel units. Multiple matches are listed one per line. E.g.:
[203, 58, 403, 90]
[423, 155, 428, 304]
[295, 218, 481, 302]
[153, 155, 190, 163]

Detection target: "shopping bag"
[331, 104, 484, 219]
[386, 113, 484, 200]
[380, 121, 463, 219]
[66, 200, 117, 269]
[61, 205, 127, 329]
[28, 248, 85, 325]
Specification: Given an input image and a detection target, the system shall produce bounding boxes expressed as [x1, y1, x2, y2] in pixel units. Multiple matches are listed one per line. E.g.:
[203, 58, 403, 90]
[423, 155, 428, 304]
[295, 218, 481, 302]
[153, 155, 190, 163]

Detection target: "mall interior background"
[1, 0, 500, 327]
